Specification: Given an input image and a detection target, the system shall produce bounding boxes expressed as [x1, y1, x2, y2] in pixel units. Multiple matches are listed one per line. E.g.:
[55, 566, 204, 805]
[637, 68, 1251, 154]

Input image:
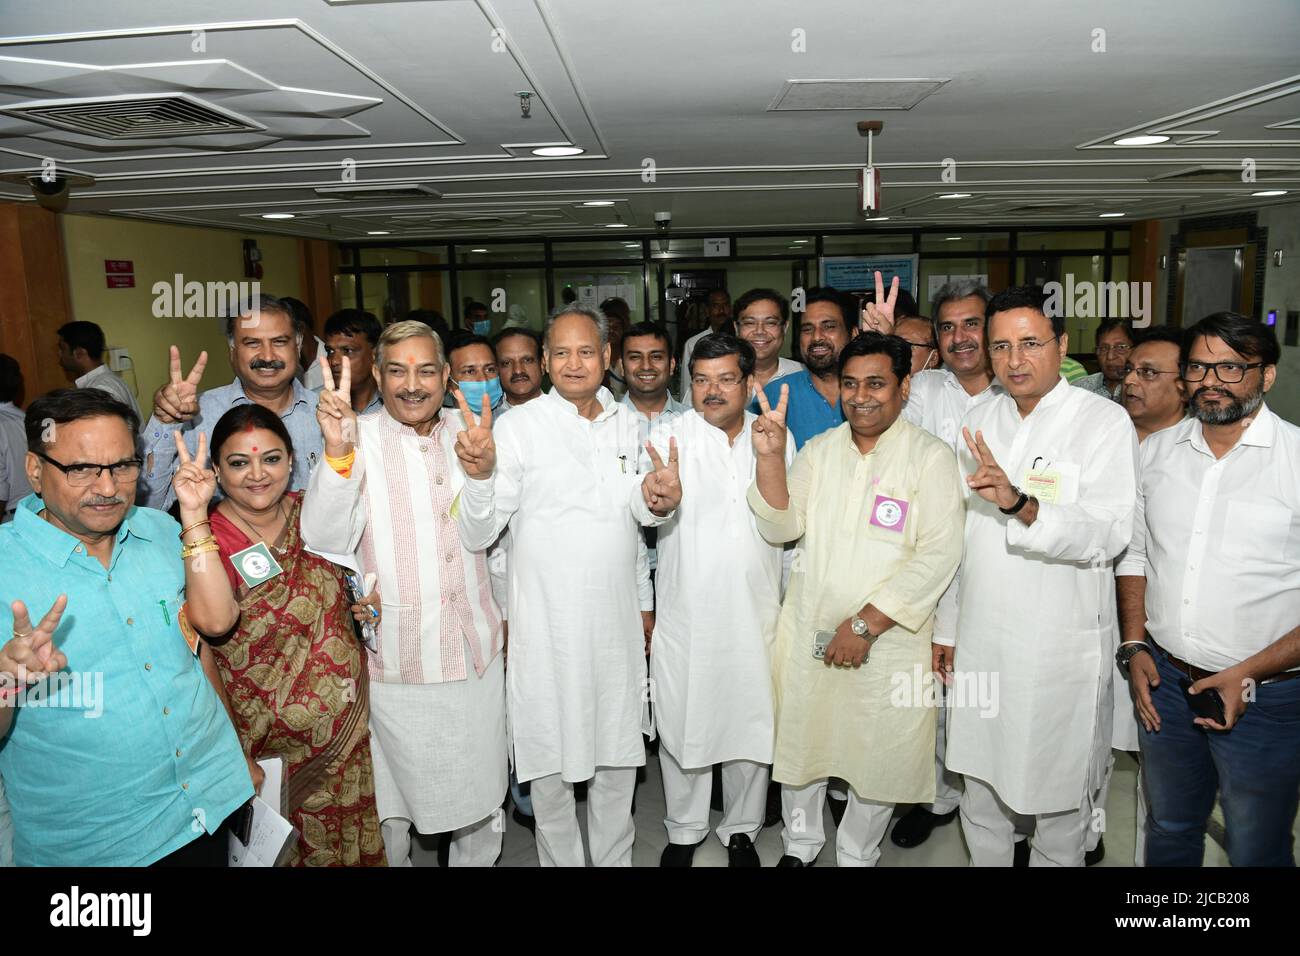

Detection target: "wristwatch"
[1116, 641, 1152, 673]
[850, 616, 872, 639]
[999, 486, 1031, 515]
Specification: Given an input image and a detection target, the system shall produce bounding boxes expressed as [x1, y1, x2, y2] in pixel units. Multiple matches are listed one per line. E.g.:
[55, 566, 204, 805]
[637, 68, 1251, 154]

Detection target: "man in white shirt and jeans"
[56, 321, 142, 426]
[1117, 312, 1300, 867]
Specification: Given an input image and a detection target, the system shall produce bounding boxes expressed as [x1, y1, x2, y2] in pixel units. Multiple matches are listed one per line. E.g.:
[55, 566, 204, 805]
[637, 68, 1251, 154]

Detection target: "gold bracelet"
[179, 518, 211, 538]
[181, 535, 220, 559]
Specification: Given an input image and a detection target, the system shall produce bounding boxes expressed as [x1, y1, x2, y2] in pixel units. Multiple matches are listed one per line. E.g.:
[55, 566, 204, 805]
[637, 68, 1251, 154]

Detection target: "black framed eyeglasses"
[905, 341, 938, 351]
[36, 453, 143, 487]
[1180, 361, 1265, 384]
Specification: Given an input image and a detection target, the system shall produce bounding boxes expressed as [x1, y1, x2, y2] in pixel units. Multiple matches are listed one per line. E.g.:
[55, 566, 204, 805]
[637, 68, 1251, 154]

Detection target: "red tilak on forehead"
[252, 446, 258, 452]
[242, 421, 256, 433]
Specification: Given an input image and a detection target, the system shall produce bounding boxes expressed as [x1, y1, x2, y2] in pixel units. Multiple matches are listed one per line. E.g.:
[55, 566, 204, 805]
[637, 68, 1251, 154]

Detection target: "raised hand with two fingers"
[170, 431, 218, 513]
[1, 595, 69, 692]
[316, 355, 359, 456]
[641, 437, 682, 515]
[751, 383, 789, 458]
[961, 427, 1020, 511]
[452, 387, 496, 479]
[153, 346, 207, 424]
[860, 270, 900, 335]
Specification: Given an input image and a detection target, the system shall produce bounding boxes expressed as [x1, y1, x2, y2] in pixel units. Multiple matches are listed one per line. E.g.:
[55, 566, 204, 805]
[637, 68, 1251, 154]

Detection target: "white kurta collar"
[1180, 402, 1277, 456]
[545, 385, 619, 422]
[378, 404, 448, 439]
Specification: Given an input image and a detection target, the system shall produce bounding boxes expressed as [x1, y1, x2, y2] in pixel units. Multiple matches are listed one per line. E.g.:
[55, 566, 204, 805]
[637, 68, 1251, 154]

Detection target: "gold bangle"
[181, 544, 220, 560]
[180, 518, 211, 538]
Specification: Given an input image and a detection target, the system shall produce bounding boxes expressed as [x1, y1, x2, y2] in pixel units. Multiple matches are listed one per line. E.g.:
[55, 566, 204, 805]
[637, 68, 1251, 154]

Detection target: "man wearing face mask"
[465, 302, 494, 338]
[301, 321, 508, 867]
[749, 332, 965, 866]
[444, 332, 505, 416]
[139, 294, 322, 511]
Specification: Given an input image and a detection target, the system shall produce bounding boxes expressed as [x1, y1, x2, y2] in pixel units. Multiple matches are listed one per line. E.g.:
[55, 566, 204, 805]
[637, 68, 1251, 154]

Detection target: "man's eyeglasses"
[691, 375, 745, 390]
[1122, 365, 1180, 381]
[988, 335, 1060, 357]
[736, 318, 784, 333]
[1096, 344, 1133, 356]
[1181, 361, 1266, 384]
[37, 453, 143, 487]
[905, 341, 938, 351]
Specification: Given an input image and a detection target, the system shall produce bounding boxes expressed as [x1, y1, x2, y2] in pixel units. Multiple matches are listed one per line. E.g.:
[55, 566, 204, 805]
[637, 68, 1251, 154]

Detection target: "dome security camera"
[29, 175, 71, 213]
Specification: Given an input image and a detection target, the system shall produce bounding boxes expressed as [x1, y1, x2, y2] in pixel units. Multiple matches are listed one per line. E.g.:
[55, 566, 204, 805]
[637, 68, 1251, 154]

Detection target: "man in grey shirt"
[138, 294, 321, 510]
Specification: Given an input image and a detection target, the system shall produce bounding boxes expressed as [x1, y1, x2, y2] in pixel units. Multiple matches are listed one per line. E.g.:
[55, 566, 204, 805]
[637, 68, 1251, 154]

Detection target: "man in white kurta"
[945, 287, 1137, 867]
[301, 321, 507, 867]
[457, 306, 681, 867]
[650, 335, 792, 866]
[749, 333, 965, 867]
[894, 280, 1004, 848]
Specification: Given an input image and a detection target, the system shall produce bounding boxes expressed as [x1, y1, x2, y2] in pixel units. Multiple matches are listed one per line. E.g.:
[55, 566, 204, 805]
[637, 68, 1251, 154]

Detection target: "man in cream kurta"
[749, 333, 965, 867]
[457, 306, 681, 867]
[650, 334, 793, 867]
[302, 321, 507, 868]
[945, 287, 1137, 867]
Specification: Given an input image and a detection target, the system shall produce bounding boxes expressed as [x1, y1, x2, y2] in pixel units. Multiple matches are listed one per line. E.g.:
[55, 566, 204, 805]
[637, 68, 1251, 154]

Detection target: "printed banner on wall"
[819, 254, 919, 297]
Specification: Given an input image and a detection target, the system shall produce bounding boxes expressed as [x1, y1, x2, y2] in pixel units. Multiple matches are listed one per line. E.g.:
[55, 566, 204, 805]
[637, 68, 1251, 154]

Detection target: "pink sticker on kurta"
[869, 494, 909, 532]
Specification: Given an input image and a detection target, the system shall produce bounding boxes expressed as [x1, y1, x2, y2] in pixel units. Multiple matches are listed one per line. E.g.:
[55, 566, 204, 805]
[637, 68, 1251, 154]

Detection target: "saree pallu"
[209, 493, 385, 866]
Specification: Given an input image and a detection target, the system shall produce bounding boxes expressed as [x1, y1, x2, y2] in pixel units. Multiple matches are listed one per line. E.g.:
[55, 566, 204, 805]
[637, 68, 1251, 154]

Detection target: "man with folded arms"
[749, 332, 964, 867]
[1117, 312, 1300, 866]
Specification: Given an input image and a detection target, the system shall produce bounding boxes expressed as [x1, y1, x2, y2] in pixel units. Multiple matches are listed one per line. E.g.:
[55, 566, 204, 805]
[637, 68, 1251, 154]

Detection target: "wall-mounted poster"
[819, 254, 919, 297]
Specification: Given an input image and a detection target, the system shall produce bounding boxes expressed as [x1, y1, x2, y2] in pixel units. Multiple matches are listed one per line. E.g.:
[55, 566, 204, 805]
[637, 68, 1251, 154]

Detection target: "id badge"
[1023, 465, 1062, 503]
[230, 541, 284, 590]
[869, 494, 909, 532]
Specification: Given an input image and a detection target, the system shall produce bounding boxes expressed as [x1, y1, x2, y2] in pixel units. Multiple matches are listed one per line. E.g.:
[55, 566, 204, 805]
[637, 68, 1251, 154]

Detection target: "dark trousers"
[1140, 647, 1300, 866]
[151, 809, 236, 867]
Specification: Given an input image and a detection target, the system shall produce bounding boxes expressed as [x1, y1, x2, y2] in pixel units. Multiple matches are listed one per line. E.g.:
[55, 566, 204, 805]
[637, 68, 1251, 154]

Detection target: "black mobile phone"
[1179, 678, 1226, 725]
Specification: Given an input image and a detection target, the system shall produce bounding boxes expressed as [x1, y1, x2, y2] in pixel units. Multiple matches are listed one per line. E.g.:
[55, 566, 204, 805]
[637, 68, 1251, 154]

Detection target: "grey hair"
[930, 279, 992, 327]
[544, 304, 608, 348]
[376, 319, 446, 368]
[224, 293, 305, 350]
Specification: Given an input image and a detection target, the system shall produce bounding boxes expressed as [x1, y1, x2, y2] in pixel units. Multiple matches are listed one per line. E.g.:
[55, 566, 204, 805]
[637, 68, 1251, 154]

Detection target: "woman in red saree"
[186, 403, 385, 866]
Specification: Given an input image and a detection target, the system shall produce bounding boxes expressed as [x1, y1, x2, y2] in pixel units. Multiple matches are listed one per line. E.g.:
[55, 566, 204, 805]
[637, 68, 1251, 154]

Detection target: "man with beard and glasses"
[493, 327, 544, 414]
[1116, 313, 1300, 866]
[752, 287, 853, 450]
[302, 321, 508, 867]
[457, 304, 683, 867]
[946, 286, 1137, 867]
[651, 334, 792, 867]
[749, 332, 964, 867]
[139, 294, 321, 511]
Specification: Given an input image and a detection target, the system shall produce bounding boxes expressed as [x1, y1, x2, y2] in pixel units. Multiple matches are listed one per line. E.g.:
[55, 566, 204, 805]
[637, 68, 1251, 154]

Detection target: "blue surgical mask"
[456, 377, 503, 414]
[473, 319, 492, 336]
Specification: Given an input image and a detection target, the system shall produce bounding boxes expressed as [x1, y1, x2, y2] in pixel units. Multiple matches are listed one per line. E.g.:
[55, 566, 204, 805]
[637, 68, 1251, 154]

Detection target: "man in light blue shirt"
[138, 294, 321, 510]
[752, 288, 853, 450]
[0, 389, 250, 865]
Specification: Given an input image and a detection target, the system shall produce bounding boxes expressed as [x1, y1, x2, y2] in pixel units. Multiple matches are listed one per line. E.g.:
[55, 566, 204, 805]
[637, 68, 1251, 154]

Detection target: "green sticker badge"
[230, 541, 284, 590]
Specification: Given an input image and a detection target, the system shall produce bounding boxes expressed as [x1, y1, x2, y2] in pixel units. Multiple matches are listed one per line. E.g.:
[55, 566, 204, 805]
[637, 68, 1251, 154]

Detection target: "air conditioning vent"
[1150, 164, 1296, 182]
[315, 184, 444, 200]
[2, 93, 261, 139]
[768, 79, 948, 111]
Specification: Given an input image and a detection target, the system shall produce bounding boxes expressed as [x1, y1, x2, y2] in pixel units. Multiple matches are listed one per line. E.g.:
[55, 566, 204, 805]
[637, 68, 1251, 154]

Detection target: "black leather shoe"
[776, 854, 814, 867]
[890, 805, 958, 848]
[828, 794, 847, 828]
[763, 780, 782, 828]
[660, 840, 702, 867]
[1085, 836, 1105, 867]
[727, 833, 760, 868]
[1013, 838, 1030, 867]
[511, 807, 536, 835]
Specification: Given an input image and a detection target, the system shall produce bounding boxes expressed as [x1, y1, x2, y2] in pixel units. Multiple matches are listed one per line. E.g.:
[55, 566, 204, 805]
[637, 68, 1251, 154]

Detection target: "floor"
[407, 749, 1298, 867]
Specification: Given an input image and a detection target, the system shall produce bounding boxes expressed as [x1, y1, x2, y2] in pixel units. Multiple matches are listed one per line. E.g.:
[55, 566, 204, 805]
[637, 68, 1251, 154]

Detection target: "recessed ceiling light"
[1114, 134, 1169, 146]
[793, 239, 810, 244]
[605, 223, 629, 228]
[582, 200, 615, 206]
[1252, 189, 1288, 197]
[867, 216, 891, 221]
[261, 213, 295, 219]
[470, 248, 488, 253]
[623, 242, 640, 247]
[532, 146, 584, 157]
[1098, 212, 1126, 218]
[367, 230, 390, 235]
[944, 236, 964, 240]
[939, 193, 971, 199]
